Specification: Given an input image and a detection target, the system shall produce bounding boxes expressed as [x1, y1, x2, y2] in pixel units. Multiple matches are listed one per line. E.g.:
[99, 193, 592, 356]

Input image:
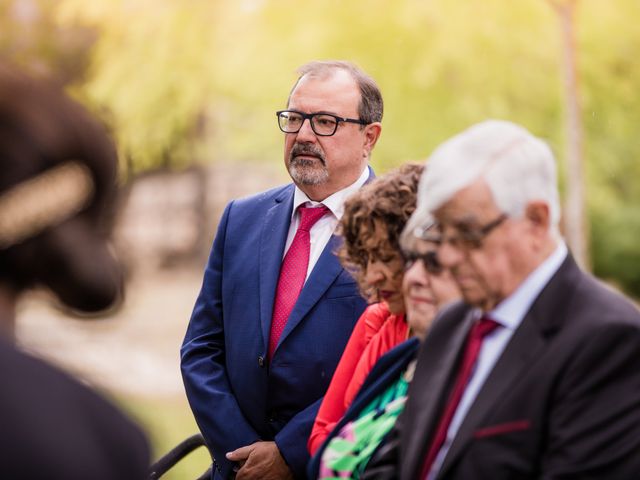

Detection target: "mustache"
[289, 143, 325, 164]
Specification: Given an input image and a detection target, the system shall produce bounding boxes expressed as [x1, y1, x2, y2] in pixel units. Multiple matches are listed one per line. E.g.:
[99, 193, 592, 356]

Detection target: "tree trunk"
[549, 0, 589, 269]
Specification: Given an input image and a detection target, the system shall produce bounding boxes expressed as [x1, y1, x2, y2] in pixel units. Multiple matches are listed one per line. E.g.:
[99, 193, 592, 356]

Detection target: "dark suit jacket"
[366, 253, 640, 480]
[181, 181, 369, 479]
[308, 337, 420, 479]
[0, 338, 149, 479]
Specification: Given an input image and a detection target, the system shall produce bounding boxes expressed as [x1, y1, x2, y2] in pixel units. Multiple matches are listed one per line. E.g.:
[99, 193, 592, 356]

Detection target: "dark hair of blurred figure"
[0, 62, 149, 479]
[0, 62, 123, 320]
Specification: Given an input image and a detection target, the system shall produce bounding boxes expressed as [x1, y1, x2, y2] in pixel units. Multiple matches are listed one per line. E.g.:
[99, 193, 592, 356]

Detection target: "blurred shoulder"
[0, 339, 149, 479]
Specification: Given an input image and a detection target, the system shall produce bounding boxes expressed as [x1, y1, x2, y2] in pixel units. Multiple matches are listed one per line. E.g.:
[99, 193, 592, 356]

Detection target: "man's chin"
[288, 165, 329, 186]
[460, 288, 488, 309]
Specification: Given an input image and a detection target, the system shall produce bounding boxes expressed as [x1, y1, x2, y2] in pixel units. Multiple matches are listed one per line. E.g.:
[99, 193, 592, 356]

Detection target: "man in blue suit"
[181, 61, 383, 480]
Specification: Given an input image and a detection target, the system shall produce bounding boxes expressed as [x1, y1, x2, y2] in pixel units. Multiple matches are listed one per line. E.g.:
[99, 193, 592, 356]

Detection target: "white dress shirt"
[283, 166, 370, 280]
[427, 242, 568, 479]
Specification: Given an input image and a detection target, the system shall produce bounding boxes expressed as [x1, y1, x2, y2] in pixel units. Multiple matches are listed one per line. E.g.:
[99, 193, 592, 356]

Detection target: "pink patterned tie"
[421, 316, 500, 479]
[269, 205, 329, 359]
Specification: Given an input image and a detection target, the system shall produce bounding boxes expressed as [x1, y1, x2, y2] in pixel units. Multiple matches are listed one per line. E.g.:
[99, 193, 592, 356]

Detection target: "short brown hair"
[337, 163, 423, 300]
[289, 60, 383, 124]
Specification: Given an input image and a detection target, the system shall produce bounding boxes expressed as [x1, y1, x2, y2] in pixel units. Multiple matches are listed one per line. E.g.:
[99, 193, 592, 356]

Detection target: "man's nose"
[295, 118, 317, 142]
[438, 240, 462, 268]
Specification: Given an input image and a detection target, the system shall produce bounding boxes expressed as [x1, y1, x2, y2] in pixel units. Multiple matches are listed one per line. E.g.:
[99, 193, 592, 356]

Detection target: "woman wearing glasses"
[306, 164, 421, 458]
[308, 214, 460, 479]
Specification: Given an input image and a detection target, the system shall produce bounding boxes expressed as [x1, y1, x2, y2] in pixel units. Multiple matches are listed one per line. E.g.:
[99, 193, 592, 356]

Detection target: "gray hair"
[288, 60, 383, 125]
[410, 119, 561, 237]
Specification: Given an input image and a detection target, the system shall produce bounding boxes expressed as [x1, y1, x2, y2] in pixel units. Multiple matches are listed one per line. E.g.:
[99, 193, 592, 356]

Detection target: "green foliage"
[56, 0, 218, 174]
[3, 0, 639, 294]
[579, 0, 640, 297]
[591, 206, 640, 296]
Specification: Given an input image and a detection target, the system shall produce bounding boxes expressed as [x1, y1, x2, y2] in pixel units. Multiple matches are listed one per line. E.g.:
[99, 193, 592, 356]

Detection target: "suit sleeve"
[541, 322, 640, 479]
[180, 202, 261, 479]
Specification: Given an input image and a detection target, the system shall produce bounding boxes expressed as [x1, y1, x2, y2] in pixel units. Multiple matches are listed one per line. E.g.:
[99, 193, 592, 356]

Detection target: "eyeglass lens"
[405, 251, 443, 275]
[278, 111, 338, 136]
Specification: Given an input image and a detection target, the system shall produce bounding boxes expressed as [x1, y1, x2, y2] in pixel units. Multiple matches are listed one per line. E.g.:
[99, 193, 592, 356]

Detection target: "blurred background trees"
[3, 2, 639, 476]
[2, 0, 638, 290]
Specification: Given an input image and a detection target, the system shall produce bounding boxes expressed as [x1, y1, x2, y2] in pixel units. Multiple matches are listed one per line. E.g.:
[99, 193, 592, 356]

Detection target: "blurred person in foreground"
[365, 119, 640, 479]
[308, 207, 460, 479]
[181, 60, 382, 480]
[0, 64, 149, 478]
[308, 163, 431, 455]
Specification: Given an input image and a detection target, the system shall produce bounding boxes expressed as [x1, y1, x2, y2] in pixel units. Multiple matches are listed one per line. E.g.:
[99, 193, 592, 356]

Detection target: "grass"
[114, 394, 212, 480]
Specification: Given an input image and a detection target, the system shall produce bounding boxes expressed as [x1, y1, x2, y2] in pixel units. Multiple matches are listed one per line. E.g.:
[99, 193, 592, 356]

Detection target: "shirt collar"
[291, 165, 370, 220]
[486, 242, 568, 331]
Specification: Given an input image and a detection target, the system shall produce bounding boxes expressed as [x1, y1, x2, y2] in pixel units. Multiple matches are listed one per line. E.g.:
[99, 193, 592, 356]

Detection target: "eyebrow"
[443, 214, 481, 229]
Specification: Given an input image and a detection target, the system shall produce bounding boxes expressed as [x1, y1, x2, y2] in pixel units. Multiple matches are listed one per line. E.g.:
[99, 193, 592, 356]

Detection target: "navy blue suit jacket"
[181, 181, 368, 479]
[308, 337, 420, 479]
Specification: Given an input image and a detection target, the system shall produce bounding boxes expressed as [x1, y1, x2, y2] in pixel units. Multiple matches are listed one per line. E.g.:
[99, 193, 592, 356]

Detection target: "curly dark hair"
[337, 163, 424, 300]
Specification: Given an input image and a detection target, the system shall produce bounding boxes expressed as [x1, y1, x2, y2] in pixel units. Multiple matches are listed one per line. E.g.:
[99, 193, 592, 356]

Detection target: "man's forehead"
[434, 179, 497, 223]
[289, 71, 359, 109]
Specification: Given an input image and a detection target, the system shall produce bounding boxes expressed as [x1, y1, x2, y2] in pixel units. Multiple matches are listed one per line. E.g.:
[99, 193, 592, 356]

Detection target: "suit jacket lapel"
[436, 254, 579, 478]
[276, 234, 344, 347]
[436, 315, 547, 478]
[403, 305, 475, 480]
[270, 166, 376, 353]
[259, 186, 294, 353]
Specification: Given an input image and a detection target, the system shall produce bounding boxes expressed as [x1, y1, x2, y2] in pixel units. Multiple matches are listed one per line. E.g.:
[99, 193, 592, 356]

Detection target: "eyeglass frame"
[276, 109, 368, 137]
[413, 213, 508, 251]
[402, 249, 444, 275]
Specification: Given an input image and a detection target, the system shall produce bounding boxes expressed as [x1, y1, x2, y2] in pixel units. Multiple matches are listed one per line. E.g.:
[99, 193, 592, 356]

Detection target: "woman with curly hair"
[307, 163, 423, 456]
[308, 174, 461, 480]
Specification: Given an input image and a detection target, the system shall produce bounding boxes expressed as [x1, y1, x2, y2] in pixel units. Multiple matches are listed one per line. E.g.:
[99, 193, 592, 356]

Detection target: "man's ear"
[362, 122, 382, 157]
[525, 201, 550, 236]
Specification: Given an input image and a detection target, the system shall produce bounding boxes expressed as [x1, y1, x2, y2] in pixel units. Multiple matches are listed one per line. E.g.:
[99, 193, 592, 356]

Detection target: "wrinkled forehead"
[435, 180, 494, 216]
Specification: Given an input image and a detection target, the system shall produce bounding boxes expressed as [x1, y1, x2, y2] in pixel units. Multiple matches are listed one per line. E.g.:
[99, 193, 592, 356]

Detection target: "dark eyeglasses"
[414, 213, 508, 251]
[403, 250, 444, 275]
[276, 110, 367, 137]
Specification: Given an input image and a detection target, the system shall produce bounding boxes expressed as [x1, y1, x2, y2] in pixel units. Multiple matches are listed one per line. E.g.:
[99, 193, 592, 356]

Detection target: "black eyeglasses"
[415, 213, 508, 251]
[276, 110, 367, 137]
[403, 250, 444, 275]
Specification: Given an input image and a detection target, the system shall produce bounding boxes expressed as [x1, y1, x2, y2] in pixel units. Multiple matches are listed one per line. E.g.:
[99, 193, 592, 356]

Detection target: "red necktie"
[269, 205, 329, 359]
[420, 316, 500, 479]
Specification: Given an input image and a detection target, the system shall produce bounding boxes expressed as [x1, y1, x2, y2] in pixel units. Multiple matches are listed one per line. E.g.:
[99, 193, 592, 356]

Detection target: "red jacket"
[307, 303, 408, 455]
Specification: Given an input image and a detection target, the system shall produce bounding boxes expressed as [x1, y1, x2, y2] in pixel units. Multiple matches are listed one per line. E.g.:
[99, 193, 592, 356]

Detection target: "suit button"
[258, 356, 265, 367]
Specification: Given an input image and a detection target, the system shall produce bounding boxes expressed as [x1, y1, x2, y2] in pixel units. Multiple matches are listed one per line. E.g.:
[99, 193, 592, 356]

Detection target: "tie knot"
[472, 316, 500, 340]
[297, 205, 329, 231]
